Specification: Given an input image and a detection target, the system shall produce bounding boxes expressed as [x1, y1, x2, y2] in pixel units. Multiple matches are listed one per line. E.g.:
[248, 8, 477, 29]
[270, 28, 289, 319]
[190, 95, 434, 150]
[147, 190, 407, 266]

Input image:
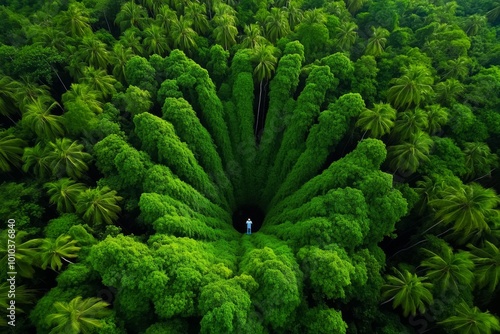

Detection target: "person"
[246, 218, 252, 235]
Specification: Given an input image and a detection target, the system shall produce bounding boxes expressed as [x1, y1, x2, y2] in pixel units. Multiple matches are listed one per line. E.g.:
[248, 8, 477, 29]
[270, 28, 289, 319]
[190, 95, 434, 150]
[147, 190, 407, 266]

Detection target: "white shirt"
[246, 220, 253, 228]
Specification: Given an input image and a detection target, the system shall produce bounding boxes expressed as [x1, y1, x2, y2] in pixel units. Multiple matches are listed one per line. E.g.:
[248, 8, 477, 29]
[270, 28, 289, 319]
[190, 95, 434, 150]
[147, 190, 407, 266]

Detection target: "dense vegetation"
[1, 0, 500, 333]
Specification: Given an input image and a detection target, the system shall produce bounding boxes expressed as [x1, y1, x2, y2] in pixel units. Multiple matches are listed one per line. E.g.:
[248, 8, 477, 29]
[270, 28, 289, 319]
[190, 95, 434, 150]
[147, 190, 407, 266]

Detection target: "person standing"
[246, 218, 253, 235]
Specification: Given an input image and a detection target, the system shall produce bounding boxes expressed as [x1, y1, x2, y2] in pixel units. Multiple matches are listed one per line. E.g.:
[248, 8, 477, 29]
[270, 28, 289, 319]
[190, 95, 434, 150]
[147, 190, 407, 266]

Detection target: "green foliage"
[39, 234, 81, 271]
[439, 302, 500, 334]
[76, 186, 123, 227]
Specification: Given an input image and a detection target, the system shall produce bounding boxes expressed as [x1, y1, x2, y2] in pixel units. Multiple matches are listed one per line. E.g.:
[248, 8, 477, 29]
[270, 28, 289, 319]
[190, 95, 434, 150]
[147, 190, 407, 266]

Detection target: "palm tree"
[355, 103, 396, 138]
[241, 24, 268, 49]
[435, 79, 464, 106]
[0, 75, 21, 123]
[78, 37, 112, 69]
[62, 83, 103, 114]
[57, 2, 92, 37]
[13, 78, 52, 113]
[111, 43, 134, 83]
[46, 296, 112, 334]
[468, 241, 500, 292]
[0, 283, 36, 325]
[30, 26, 67, 52]
[23, 98, 65, 140]
[46, 138, 92, 180]
[464, 14, 486, 36]
[76, 186, 122, 226]
[80, 67, 117, 98]
[252, 44, 278, 135]
[213, 13, 238, 50]
[265, 8, 291, 43]
[45, 178, 88, 213]
[140, 0, 164, 15]
[334, 21, 358, 51]
[365, 26, 389, 57]
[155, 5, 177, 32]
[462, 142, 499, 181]
[387, 131, 433, 175]
[185, 3, 210, 34]
[0, 133, 26, 172]
[119, 28, 144, 56]
[388, 65, 434, 110]
[22, 143, 52, 178]
[381, 268, 433, 317]
[143, 23, 170, 56]
[345, 0, 368, 14]
[0, 230, 42, 278]
[424, 104, 448, 135]
[170, 16, 198, 54]
[301, 8, 326, 25]
[39, 235, 81, 271]
[391, 109, 428, 141]
[285, 4, 304, 30]
[442, 57, 470, 80]
[114, 2, 148, 32]
[421, 246, 474, 291]
[439, 302, 500, 334]
[430, 183, 500, 241]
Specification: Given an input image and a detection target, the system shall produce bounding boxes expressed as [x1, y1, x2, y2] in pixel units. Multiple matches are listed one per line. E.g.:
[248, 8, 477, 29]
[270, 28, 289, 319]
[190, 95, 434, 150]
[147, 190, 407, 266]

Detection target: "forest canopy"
[1, 0, 500, 333]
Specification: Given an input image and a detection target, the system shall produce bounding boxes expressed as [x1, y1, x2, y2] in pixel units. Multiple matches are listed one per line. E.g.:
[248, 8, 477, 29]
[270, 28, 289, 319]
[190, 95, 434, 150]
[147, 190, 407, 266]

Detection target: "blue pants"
[247, 227, 251, 234]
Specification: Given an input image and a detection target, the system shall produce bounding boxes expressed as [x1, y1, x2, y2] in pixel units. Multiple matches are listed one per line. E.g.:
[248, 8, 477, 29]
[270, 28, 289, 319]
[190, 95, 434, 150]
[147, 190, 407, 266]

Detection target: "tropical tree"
[392, 108, 428, 141]
[185, 3, 210, 34]
[468, 241, 500, 292]
[46, 138, 92, 179]
[45, 178, 88, 213]
[22, 143, 52, 178]
[424, 104, 448, 135]
[441, 56, 470, 80]
[39, 234, 81, 271]
[435, 79, 464, 106]
[429, 183, 500, 241]
[142, 24, 170, 56]
[46, 296, 112, 334]
[0, 283, 36, 325]
[62, 83, 103, 114]
[80, 67, 117, 98]
[57, 2, 92, 37]
[439, 302, 500, 334]
[0, 133, 26, 172]
[241, 24, 268, 49]
[387, 131, 433, 175]
[114, 2, 148, 32]
[285, 4, 304, 30]
[381, 268, 433, 317]
[421, 246, 474, 291]
[365, 26, 389, 57]
[464, 14, 486, 36]
[77, 37, 112, 69]
[388, 64, 434, 109]
[0, 230, 42, 278]
[111, 43, 134, 83]
[119, 28, 144, 55]
[0, 75, 21, 123]
[213, 12, 238, 50]
[76, 186, 123, 226]
[13, 78, 51, 113]
[23, 97, 65, 140]
[265, 8, 291, 43]
[355, 102, 396, 138]
[334, 21, 358, 51]
[155, 5, 177, 31]
[345, 0, 368, 14]
[170, 16, 198, 54]
[252, 44, 278, 134]
[462, 142, 499, 181]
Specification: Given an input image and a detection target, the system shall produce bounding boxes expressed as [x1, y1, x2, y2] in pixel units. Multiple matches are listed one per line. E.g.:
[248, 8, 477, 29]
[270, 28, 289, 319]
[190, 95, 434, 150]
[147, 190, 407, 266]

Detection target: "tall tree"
[170, 16, 198, 54]
[80, 67, 117, 98]
[381, 268, 433, 317]
[46, 138, 92, 179]
[462, 142, 499, 181]
[387, 64, 434, 110]
[0, 230, 42, 278]
[57, 2, 92, 37]
[387, 131, 433, 175]
[241, 24, 268, 49]
[421, 246, 474, 291]
[77, 37, 112, 69]
[76, 186, 122, 226]
[23, 97, 65, 140]
[213, 12, 238, 50]
[429, 183, 500, 241]
[467, 241, 500, 292]
[252, 44, 278, 135]
[185, 3, 210, 34]
[365, 26, 389, 57]
[45, 178, 87, 213]
[46, 296, 112, 334]
[355, 103, 396, 138]
[111, 43, 134, 83]
[334, 21, 358, 52]
[0, 133, 26, 172]
[142, 24, 170, 56]
[114, 2, 148, 32]
[439, 302, 500, 334]
[265, 8, 291, 43]
[39, 234, 81, 271]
